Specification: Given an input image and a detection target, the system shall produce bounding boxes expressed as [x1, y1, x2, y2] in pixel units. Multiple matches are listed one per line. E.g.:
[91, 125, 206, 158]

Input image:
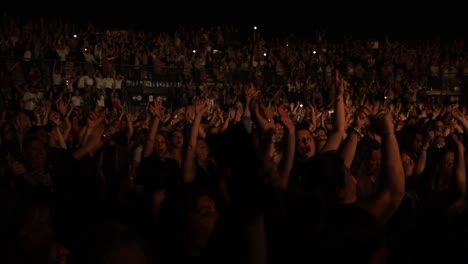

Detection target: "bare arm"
[47, 111, 66, 149]
[275, 105, 295, 190]
[62, 106, 74, 143]
[182, 99, 208, 183]
[452, 134, 466, 197]
[142, 102, 163, 158]
[321, 74, 347, 152]
[125, 113, 136, 142]
[413, 137, 432, 178]
[339, 108, 367, 168]
[358, 112, 405, 223]
[72, 111, 106, 160]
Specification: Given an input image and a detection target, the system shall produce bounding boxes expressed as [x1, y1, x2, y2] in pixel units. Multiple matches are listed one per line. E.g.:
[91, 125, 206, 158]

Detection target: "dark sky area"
[5, 3, 467, 41]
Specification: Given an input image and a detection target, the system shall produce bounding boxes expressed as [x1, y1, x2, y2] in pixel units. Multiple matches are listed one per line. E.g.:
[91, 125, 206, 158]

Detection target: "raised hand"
[183, 105, 194, 124]
[15, 111, 32, 133]
[50, 111, 62, 126]
[245, 82, 259, 102]
[371, 111, 394, 135]
[195, 98, 209, 116]
[126, 112, 136, 124]
[452, 107, 466, 122]
[250, 100, 275, 133]
[66, 105, 75, 119]
[6, 153, 28, 177]
[147, 98, 163, 117]
[432, 105, 441, 119]
[86, 111, 105, 128]
[335, 70, 349, 96]
[278, 105, 295, 132]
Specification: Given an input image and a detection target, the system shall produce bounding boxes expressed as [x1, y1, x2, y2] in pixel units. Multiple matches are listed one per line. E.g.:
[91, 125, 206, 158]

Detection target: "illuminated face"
[313, 129, 327, 142]
[442, 151, 455, 175]
[274, 123, 284, 142]
[295, 129, 315, 158]
[187, 195, 219, 250]
[171, 130, 184, 149]
[368, 149, 381, 176]
[154, 134, 168, 158]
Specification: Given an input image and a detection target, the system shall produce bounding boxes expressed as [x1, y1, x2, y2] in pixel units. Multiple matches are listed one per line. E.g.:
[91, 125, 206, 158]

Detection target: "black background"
[5, 2, 467, 41]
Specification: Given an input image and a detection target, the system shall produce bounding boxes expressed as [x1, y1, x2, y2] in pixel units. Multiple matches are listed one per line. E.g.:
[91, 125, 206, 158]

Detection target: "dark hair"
[350, 137, 381, 179]
[295, 122, 311, 133]
[397, 124, 423, 154]
[310, 151, 348, 203]
[159, 184, 214, 235]
[72, 221, 149, 264]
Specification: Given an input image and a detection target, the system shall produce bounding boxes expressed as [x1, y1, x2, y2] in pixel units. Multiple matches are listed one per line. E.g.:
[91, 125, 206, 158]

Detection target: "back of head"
[309, 151, 347, 202]
[289, 151, 386, 263]
[318, 205, 387, 264]
[72, 221, 149, 264]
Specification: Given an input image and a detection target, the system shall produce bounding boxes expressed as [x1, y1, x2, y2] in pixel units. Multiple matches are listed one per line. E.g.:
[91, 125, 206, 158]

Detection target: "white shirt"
[23, 91, 37, 111]
[71, 95, 83, 106]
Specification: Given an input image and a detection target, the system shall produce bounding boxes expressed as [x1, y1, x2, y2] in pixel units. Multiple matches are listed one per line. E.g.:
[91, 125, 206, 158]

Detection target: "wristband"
[349, 127, 364, 138]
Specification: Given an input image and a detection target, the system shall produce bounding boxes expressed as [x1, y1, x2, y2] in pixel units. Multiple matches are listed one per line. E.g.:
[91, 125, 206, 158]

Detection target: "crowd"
[1, 13, 468, 264]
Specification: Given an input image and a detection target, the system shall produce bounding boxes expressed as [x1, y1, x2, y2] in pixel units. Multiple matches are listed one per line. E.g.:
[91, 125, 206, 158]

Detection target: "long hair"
[421, 145, 454, 193]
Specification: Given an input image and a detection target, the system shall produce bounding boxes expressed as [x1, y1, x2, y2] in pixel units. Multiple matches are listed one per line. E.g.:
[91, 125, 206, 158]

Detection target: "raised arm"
[142, 100, 164, 158]
[49, 111, 67, 149]
[339, 107, 368, 168]
[413, 135, 433, 178]
[72, 111, 106, 160]
[275, 105, 295, 190]
[125, 112, 136, 142]
[358, 112, 405, 223]
[182, 99, 208, 183]
[451, 134, 466, 199]
[320, 72, 347, 152]
[452, 107, 468, 153]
